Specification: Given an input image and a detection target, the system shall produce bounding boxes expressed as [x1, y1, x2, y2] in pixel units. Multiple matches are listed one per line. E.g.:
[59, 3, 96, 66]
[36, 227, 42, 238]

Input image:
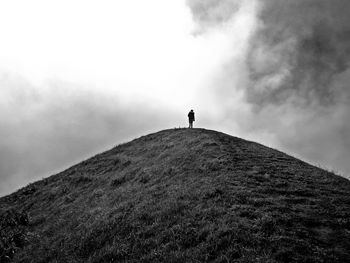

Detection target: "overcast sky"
[1, 0, 349, 196]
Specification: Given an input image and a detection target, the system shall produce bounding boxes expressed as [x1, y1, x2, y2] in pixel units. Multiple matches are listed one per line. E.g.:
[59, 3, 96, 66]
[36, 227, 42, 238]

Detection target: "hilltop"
[1, 128, 350, 262]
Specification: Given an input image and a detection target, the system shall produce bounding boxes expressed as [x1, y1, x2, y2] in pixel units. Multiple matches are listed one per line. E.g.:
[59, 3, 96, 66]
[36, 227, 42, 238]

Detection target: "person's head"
[190, 109, 193, 112]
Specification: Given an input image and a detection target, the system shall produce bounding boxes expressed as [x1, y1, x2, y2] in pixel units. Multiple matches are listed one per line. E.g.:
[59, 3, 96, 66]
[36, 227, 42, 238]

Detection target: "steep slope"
[1, 128, 350, 262]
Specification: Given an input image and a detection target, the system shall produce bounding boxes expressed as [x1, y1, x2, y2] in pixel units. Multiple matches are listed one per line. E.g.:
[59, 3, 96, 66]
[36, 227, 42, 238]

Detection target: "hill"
[1, 128, 350, 262]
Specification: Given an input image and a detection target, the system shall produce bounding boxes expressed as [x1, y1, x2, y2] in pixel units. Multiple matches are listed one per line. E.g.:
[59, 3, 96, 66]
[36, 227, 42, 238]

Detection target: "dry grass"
[1, 128, 350, 262]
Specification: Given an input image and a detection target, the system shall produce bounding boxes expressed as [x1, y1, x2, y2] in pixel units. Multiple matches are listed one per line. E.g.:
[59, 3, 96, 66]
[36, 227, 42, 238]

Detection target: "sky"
[0, 0, 349, 196]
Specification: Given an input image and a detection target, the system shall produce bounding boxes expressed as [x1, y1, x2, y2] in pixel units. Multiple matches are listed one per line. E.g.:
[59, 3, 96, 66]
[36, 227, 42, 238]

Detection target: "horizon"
[1, 0, 350, 196]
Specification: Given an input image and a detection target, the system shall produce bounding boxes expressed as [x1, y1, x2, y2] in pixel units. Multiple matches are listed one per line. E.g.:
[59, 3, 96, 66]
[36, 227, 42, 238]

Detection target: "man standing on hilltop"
[188, 109, 195, 128]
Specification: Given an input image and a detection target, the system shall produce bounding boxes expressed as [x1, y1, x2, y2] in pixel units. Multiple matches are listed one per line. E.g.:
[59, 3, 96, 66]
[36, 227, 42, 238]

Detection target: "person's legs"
[189, 121, 193, 128]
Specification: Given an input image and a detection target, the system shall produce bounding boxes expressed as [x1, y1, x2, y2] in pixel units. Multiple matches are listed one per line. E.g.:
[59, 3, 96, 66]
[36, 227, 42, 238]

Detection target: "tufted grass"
[1, 128, 350, 262]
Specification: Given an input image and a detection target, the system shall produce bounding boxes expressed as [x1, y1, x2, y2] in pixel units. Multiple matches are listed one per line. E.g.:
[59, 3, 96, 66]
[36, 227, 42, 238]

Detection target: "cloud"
[187, 0, 242, 27]
[0, 72, 177, 196]
[0, 0, 239, 197]
[187, 0, 350, 178]
[2, 0, 350, 197]
[246, 0, 350, 107]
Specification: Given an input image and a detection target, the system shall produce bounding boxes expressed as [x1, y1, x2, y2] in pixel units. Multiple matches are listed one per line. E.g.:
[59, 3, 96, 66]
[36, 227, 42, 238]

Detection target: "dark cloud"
[187, 0, 242, 26]
[247, 0, 350, 107]
[0, 73, 176, 196]
[187, 0, 350, 178]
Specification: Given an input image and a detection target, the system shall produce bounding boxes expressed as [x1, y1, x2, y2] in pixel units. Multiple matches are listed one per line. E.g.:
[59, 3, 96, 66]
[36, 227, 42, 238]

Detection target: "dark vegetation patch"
[0, 128, 350, 262]
[0, 210, 29, 262]
[111, 176, 127, 187]
[69, 176, 93, 186]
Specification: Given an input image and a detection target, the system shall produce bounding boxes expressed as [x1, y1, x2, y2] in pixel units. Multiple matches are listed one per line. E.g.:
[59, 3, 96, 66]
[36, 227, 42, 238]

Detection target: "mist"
[0, 72, 180, 196]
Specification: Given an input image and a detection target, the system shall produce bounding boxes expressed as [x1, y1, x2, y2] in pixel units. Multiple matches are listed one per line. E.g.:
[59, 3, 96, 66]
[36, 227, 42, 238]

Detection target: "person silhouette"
[188, 109, 195, 128]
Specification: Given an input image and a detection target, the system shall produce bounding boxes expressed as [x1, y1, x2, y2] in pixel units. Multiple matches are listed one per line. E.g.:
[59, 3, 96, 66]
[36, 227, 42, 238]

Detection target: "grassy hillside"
[1, 128, 350, 262]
